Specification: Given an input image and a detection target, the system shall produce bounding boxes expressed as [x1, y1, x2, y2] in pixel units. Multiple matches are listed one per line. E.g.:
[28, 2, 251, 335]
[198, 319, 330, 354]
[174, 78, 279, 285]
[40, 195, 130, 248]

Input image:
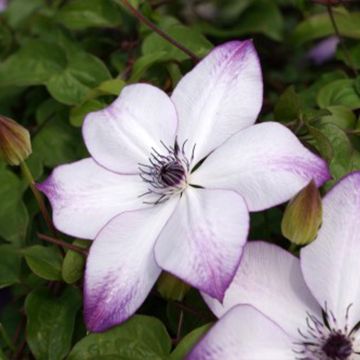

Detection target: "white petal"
[192, 122, 330, 211]
[301, 172, 360, 330]
[172, 40, 262, 164]
[84, 199, 177, 332]
[38, 158, 146, 239]
[154, 187, 249, 301]
[187, 305, 293, 360]
[83, 84, 177, 173]
[203, 241, 321, 339]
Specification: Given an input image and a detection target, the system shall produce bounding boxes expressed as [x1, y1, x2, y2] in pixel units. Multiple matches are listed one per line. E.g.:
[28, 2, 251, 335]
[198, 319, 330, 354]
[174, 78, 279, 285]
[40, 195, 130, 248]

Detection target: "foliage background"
[0, 0, 360, 358]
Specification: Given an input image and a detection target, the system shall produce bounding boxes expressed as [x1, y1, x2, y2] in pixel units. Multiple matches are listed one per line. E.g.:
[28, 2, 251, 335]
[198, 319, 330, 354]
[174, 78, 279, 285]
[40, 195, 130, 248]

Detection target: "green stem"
[20, 162, 58, 239]
[121, 0, 199, 63]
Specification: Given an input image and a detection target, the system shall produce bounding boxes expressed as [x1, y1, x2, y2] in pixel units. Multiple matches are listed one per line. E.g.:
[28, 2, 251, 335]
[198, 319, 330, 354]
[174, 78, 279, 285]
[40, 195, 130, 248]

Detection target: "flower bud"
[281, 180, 322, 245]
[156, 272, 190, 301]
[0, 115, 31, 166]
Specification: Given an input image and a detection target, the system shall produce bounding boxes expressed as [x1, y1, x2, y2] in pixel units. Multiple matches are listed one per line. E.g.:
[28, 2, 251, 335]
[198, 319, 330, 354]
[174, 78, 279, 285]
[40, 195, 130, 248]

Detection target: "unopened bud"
[0, 115, 31, 166]
[281, 180, 322, 245]
[157, 272, 190, 301]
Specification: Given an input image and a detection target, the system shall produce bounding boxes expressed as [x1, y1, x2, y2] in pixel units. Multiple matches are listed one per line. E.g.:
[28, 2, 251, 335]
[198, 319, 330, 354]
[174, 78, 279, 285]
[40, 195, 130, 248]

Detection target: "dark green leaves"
[0, 39, 111, 105]
[0, 245, 21, 287]
[25, 287, 81, 360]
[55, 0, 123, 30]
[68, 316, 172, 360]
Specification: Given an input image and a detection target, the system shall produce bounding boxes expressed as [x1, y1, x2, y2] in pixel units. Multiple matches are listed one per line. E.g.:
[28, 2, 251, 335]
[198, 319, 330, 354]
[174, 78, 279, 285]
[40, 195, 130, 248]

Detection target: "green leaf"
[306, 124, 334, 163]
[319, 105, 356, 130]
[317, 79, 360, 110]
[129, 52, 168, 82]
[0, 165, 28, 245]
[32, 118, 85, 167]
[68, 315, 172, 360]
[274, 86, 301, 122]
[0, 40, 111, 105]
[25, 287, 81, 360]
[142, 24, 213, 62]
[319, 123, 360, 183]
[292, 8, 360, 45]
[195, 0, 283, 41]
[22, 245, 63, 281]
[170, 324, 211, 360]
[46, 51, 111, 105]
[0, 245, 21, 288]
[4, 0, 45, 28]
[62, 240, 89, 284]
[55, 0, 123, 30]
[70, 99, 105, 127]
[0, 40, 67, 88]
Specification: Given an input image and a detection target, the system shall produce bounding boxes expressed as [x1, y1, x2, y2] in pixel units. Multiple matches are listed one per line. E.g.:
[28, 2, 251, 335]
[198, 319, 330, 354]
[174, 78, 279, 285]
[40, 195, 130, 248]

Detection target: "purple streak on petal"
[270, 155, 331, 188]
[307, 36, 340, 65]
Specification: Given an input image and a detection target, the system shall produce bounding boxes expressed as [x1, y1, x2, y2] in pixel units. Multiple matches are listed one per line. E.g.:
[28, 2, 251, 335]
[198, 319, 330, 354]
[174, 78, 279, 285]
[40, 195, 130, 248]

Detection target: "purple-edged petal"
[38, 158, 146, 239]
[203, 241, 321, 339]
[187, 305, 293, 360]
[154, 187, 249, 301]
[83, 84, 177, 174]
[301, 171, 360, 330]
[84, 199, 177, 332]
[172, 40, 263, 164]
[192, 122, 330, 211]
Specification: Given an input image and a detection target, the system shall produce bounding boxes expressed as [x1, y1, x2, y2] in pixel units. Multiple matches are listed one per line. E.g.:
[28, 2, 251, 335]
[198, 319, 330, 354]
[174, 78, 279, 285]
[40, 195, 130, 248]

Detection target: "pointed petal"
[192, 122, 330, 211]
[84, 200, 177, 332]
[172, 40, 263, 164]
[154, 188, 249, 301]
[203, 241, 321, 339]
[301, 172, 360, 330]
[83, 84, 177, 174]
[38, 158, 146, 239]
[187, 305, 293, 360]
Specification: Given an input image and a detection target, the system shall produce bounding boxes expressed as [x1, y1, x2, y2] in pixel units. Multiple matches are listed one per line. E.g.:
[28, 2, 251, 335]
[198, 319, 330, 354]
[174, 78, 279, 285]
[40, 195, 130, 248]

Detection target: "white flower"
[189, 172, 360, 360]
[38, 40, 329, 332]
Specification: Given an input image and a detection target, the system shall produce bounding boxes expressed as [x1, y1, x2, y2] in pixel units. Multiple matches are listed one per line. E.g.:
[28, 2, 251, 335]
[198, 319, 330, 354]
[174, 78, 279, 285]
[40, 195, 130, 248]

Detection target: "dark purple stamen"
[322, 333, 352, 360]
[159, 161, 185, 187]
[138, 139, 195, 204]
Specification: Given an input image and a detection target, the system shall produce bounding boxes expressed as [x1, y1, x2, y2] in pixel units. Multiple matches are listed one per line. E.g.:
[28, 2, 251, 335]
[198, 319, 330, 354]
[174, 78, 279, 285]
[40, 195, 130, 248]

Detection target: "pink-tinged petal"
[83, 84, 177, 174]
[38, 158, 146, 239]
[84, 199, 177, 332]
[187, 305, 293, 360]
[154, 187, 249, 301]
[192, 122, 330, 211]
[301, 171, 360, 330]
[172, 40, 263, 164]
[203, 242, 321, 339]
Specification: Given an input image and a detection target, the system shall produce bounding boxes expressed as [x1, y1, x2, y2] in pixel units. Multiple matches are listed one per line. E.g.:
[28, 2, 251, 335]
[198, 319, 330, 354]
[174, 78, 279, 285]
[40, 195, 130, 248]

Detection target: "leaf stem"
[37, 233, 88, 257]
[326, 4, 358, 76]
[121, 0, 199, 63]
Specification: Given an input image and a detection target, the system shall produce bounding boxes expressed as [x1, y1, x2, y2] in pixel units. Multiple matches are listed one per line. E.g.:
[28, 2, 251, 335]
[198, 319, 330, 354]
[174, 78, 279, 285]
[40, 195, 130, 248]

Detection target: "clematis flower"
[190, 172, 360, 360]
[0, 0, 7, 12]
[38, 40, 330, 332]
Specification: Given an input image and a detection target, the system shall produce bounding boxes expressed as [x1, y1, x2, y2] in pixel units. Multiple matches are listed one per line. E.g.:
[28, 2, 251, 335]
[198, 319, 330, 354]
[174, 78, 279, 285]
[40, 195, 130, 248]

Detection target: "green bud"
[281, 180, 322, 245]
[156, 272, 190, 301]
[0, 115, 31, 166]
[62, 240, 89, 284]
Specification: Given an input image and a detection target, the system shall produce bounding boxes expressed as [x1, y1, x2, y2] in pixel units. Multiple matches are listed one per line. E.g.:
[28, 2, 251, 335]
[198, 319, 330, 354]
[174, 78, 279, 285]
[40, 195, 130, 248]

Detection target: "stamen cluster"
[138, 140, 195, 204]
[294, 303, 356, 360]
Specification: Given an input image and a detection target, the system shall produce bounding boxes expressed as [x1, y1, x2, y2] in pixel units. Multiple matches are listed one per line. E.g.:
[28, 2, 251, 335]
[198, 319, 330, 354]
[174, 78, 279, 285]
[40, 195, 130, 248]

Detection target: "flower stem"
[37, 233, 88, 257]
[20, 161, 57, 238]
[326, 4, 358, 76]
[121, 0, 199, 63]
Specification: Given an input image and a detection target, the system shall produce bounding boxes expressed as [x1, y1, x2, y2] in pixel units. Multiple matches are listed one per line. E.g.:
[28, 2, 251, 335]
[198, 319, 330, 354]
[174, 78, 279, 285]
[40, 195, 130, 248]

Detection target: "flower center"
[294, 304, 357, 360]
[138, 140, 195, 204]
[322, 333, 353, 359]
